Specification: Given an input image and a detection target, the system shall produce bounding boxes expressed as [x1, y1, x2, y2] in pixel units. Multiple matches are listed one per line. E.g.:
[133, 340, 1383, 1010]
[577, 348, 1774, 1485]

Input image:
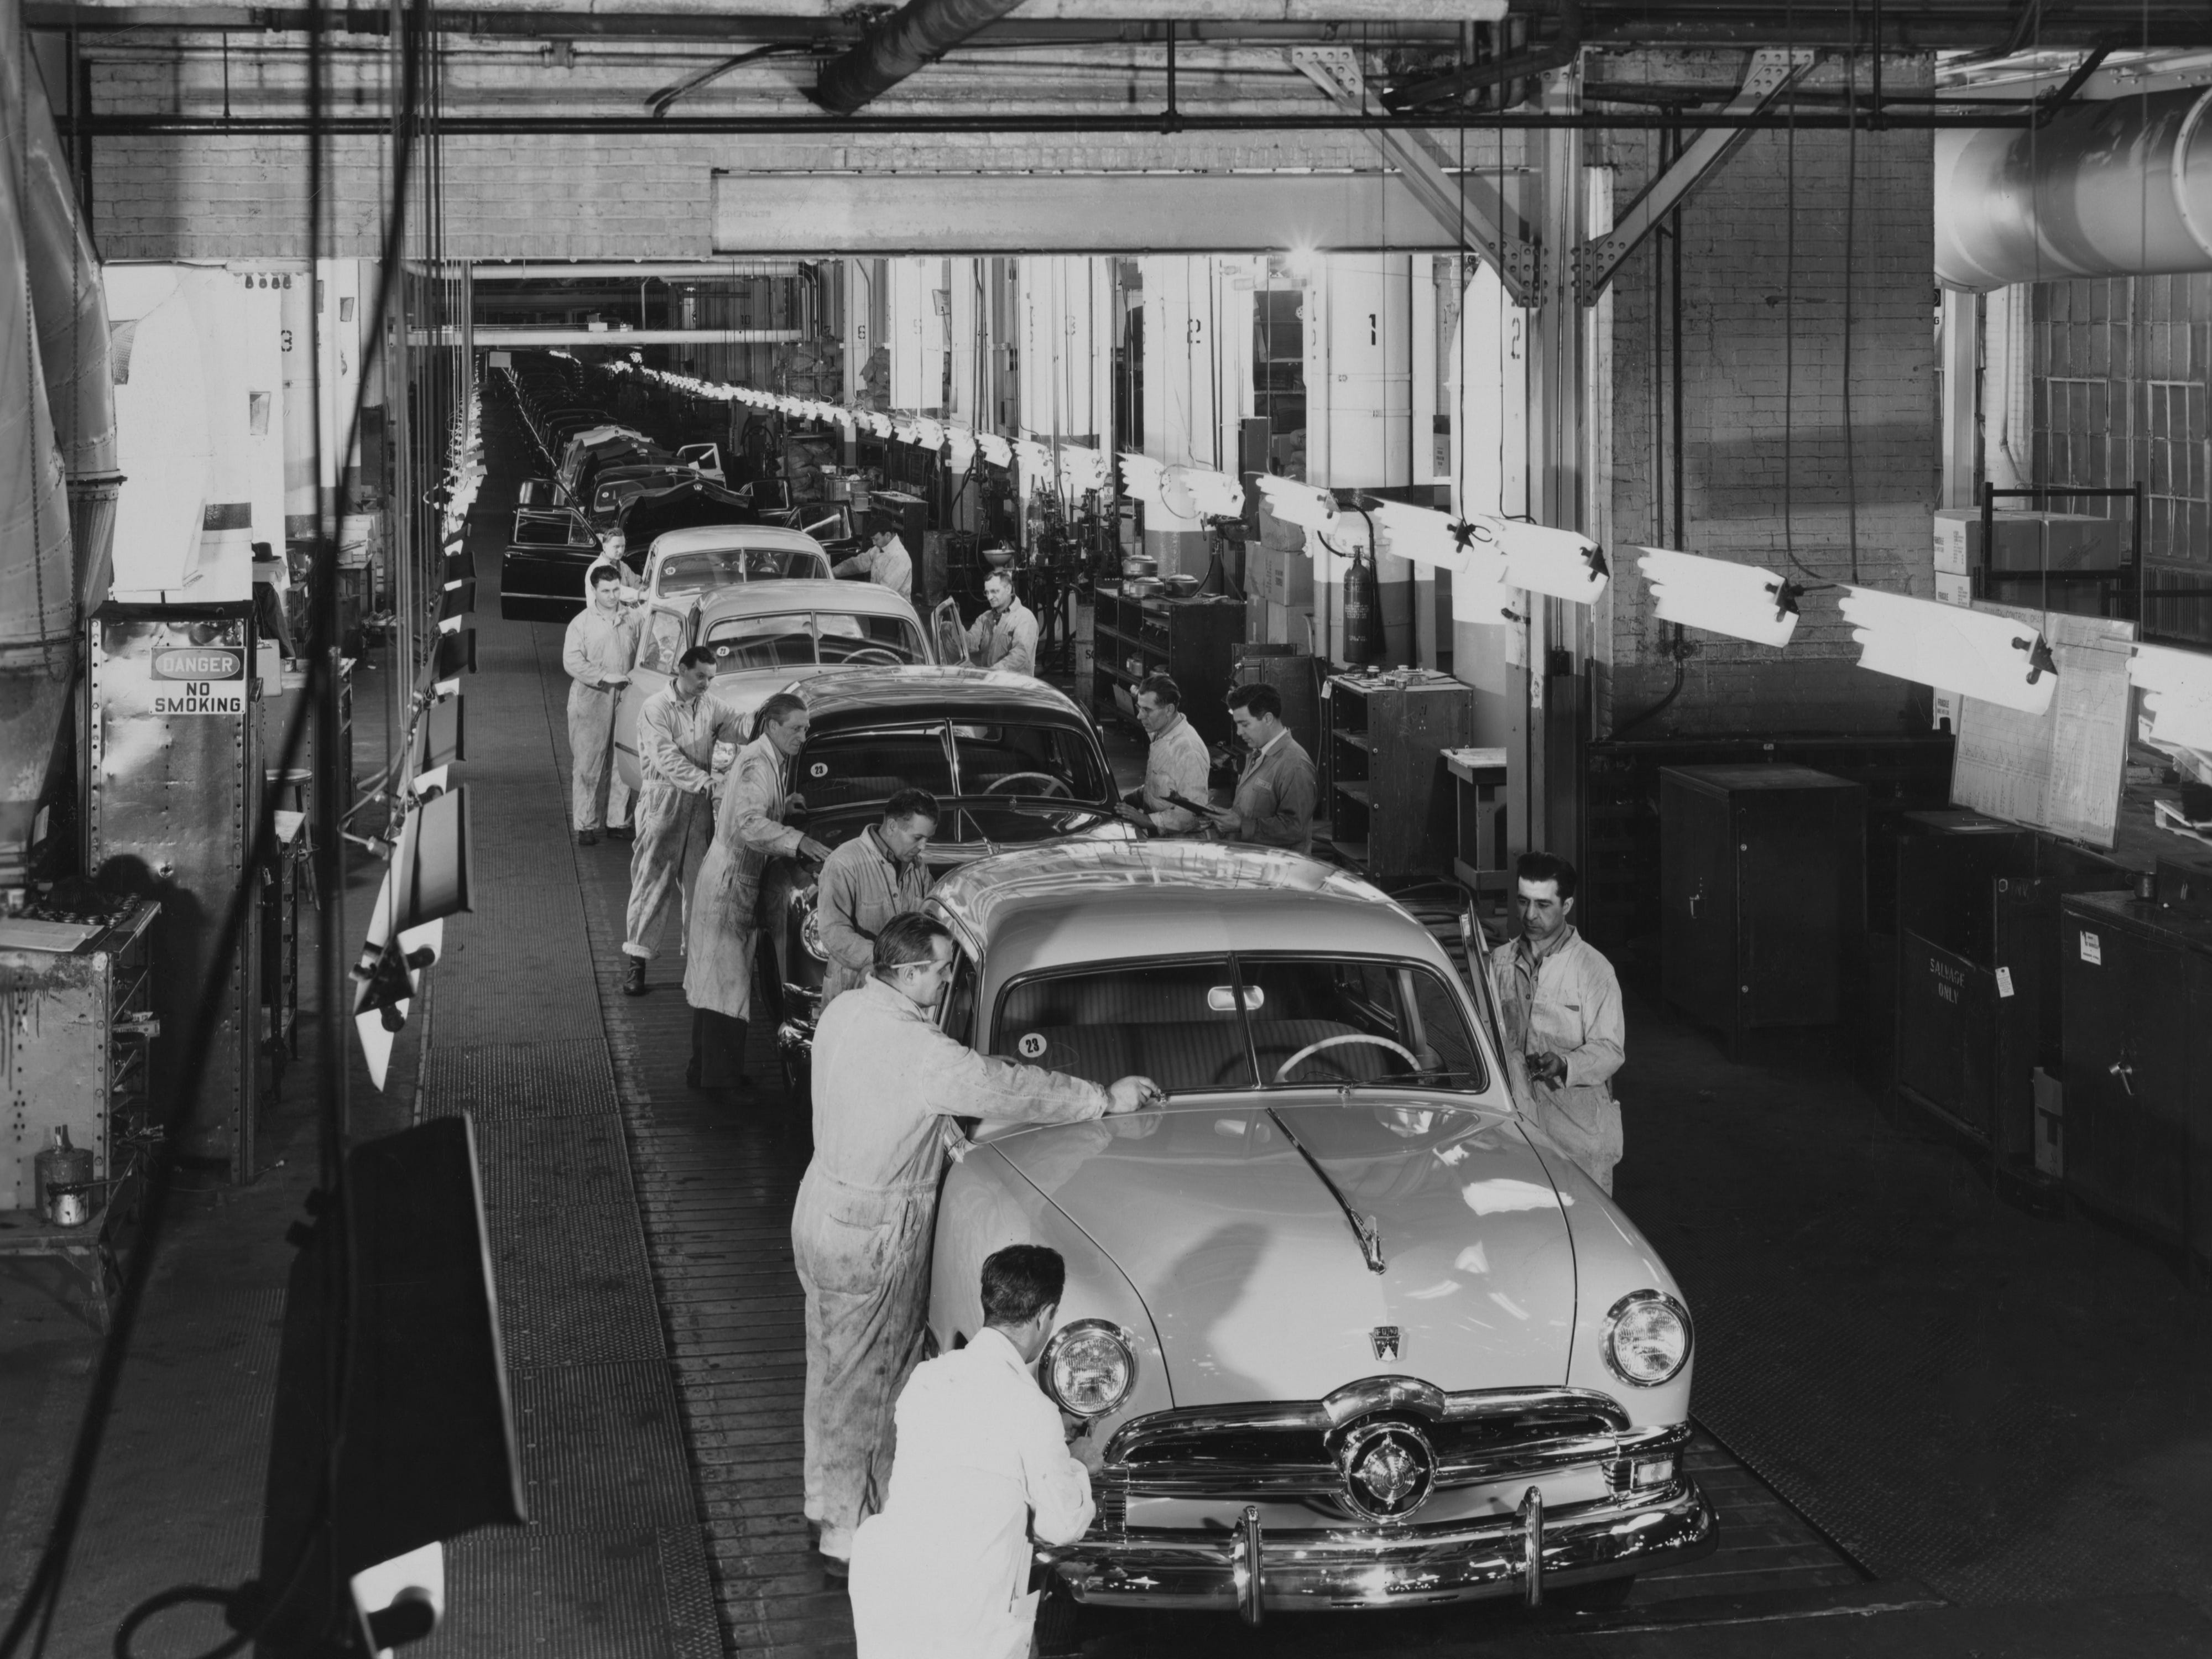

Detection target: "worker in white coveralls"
[619, 646, 747, 998]
[848, 1244, 1094, 1659]
[562, 562, 638, 845]
[796, 912, 1159, 1574]
[1489, 851, 1626, 1194]
[811, 787, 938, 1012]
[684, 691, 830, 1093]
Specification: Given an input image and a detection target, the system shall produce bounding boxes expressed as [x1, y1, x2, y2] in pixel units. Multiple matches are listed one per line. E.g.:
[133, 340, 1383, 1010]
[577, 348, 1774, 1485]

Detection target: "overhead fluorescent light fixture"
[1172, 466, 1248, 521]
[1119, 452, 1167, 507]
[1635, 547, 1802, 648]
[976, 431, 1012, 468]
[1458, 514, 1609, 604]
[1254, 474, 1337, 534]
[1014, 439, 1055, 497]
[1059, 445, 1109, 495]
[945, 426, 978, 472]
[1367, 500, 1464, 571]
[1838, 586, 2058, 716]
[2131, 642, 2212, 750]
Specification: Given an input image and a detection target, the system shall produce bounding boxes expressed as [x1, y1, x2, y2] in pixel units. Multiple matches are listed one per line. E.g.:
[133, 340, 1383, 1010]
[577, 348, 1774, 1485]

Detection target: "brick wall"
[1599, 49, 1938, 737]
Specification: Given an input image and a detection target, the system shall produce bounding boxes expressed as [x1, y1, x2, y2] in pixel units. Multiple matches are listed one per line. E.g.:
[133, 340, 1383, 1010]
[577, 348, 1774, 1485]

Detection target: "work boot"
[606, 822, 635, 843]
[576, 827, 601, 847]
[621, 957, 648, 997]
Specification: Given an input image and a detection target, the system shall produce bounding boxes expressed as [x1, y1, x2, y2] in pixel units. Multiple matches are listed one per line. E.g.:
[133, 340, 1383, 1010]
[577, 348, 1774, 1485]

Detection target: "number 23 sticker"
[1017, 1032, 1048, 1060]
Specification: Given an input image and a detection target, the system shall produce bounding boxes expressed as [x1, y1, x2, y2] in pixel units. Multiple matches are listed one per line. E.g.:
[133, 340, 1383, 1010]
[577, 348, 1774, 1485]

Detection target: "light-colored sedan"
[610, 578, 935, 793]
[921, 841, 1715, 1622]
[633, 524, 836, 604]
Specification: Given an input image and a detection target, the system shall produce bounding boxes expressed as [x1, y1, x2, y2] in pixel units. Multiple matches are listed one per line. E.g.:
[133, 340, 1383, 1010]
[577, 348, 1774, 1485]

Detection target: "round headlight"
[1040, 1319, 1136, 1417]
[1603, 1291, 1692, 1387]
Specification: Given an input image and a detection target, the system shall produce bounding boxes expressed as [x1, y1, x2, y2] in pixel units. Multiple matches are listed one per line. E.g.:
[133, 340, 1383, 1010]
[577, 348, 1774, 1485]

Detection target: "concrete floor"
[8, 394, 2212, 1658]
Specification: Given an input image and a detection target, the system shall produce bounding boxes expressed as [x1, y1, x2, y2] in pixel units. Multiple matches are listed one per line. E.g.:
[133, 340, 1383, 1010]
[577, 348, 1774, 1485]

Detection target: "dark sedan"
[754, 667, 1139, 1090]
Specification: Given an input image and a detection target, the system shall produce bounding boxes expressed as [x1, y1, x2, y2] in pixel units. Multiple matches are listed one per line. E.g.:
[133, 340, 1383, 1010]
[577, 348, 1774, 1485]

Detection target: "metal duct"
[0, 45, 80, 884]
[1936, 88, 2212, 290]
[811, 0, 1028, 117]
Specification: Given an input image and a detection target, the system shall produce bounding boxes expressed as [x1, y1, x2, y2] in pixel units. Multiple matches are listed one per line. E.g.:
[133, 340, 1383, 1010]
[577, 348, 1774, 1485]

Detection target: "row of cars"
[498, 361, 863, 621]
[495, 352, 1714, 1623]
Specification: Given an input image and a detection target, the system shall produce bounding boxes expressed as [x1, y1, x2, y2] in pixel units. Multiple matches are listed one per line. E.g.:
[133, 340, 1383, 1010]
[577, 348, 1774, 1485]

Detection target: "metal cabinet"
[1322, 671, 1475, 885]
[1660, 765, 1866, 1054]
[0, 901, 160, 1323]
[2059, 893, 2212, 1256]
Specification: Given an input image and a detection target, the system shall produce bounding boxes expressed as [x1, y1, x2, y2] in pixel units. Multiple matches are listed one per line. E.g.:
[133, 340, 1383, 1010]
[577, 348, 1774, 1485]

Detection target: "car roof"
[931, 842, 1436, 984]
[691, 579, 920, 625]
[650, 523, 831, 559]
[798, 665, 1086, 726]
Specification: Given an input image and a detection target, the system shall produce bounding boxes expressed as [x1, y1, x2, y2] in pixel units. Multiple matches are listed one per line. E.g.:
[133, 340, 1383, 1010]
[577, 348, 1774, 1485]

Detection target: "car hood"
[991, 1099, 1578, 1407]
[806, 801, 1131, 856]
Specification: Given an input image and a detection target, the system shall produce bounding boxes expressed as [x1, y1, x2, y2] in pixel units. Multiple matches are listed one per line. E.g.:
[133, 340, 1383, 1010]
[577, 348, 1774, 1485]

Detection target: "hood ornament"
[1371, 1325, 1401, 1363]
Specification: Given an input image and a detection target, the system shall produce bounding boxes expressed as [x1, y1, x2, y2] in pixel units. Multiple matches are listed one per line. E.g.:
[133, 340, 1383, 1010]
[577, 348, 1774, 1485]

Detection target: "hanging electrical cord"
[1844, 17, 1861, 583]
[0, 4, 434, 1653]
[1777, 1, 1837, 597]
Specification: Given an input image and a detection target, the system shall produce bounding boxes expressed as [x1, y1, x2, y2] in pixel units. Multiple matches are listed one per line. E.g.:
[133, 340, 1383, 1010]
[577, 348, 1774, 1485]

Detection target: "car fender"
[1553, 1155, 1697, 1429]
[933, 1140, 1168, 1459]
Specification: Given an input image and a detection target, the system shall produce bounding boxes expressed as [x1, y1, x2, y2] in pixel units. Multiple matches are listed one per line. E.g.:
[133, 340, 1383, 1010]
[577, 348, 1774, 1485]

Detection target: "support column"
[1517, 64, 1587, 870]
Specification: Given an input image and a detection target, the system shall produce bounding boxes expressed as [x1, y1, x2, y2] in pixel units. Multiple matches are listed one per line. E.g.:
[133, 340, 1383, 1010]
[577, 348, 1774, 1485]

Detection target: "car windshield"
[799, 725, 956, 810]
[951, 722, 1108, 801]
[660, 547, 834, 591]
[705, 611, 927, 671]
[991, 954, 1486, 1095]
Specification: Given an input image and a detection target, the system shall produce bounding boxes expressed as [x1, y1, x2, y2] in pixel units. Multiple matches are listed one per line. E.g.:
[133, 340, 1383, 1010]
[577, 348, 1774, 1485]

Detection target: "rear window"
[660, 547, 833, 592]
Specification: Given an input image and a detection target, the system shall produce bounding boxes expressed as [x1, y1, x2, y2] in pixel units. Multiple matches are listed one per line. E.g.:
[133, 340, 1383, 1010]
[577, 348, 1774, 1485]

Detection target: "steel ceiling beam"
[1290, 45, 1542, 306]
[56, 108, 2039, 135]
[1571, 46, 1814, 307]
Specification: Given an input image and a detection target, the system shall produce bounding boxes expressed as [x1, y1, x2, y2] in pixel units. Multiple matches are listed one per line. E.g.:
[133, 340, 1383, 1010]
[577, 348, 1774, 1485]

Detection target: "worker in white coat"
[620, 646, 748, 998]
[796, 912, 1157, 1572]
[563, 563, 638, 844]
[963, 569, 1039, 679]
[848, 1245, 1094, 1659]
[1489, 851, 1626, 1194]
[833, 527, 913, 602]
[684, 691, 830, 1091]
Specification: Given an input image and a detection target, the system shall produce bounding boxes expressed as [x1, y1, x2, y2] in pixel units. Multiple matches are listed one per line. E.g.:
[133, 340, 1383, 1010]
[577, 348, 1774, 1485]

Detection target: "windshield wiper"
[1265, 1107, 1385, 1275]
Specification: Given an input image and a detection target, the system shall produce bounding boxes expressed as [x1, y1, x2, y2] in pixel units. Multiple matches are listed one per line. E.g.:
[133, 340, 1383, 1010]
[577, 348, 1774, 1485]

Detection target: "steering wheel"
[1274, 1032, 1421, 1084]
[983, 771, 1072, 798]
[843, 646, 904, 666]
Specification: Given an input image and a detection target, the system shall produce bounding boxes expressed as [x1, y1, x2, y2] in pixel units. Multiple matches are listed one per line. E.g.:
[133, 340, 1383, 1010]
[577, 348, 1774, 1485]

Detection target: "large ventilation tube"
[1937, 87, 2212, 290]
[1, 0, 115, 886]
[811, 0, 1026, 116]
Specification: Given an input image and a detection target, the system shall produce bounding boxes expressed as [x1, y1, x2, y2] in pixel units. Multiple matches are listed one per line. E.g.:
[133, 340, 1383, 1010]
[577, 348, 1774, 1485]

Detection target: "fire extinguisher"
[1342, 546, 1381, 666]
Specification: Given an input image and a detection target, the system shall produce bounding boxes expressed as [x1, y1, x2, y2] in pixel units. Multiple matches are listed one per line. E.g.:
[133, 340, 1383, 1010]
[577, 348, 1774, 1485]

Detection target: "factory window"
[1254, 288, 1307, 481]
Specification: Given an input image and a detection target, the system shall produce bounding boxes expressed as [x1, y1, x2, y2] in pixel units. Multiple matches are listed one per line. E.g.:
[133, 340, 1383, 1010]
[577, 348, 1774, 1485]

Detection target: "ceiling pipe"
[1937, 86, 2212, 288]
[810, 0, 1029, 117]
[467, 262, 805, 279]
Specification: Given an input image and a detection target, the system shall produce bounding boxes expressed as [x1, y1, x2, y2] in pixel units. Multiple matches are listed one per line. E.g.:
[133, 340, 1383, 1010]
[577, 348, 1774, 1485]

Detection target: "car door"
[677, 442, 724, 483]
[614, 604, 691, 792]
[500, 506, 601, 621]
[930, 598, 967, 666]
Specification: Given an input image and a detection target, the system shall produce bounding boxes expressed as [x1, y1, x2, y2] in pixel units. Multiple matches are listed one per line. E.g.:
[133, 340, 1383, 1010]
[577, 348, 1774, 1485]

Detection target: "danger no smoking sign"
[150, 646, 247, 716]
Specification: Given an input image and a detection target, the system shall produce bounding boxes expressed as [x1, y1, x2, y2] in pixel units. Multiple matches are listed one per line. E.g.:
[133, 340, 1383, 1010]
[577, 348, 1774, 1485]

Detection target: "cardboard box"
[2039, 512, 2131, 571]
[1933, 507, 2041, 576]
[1265, 601, 1313, 649]
[1257, 545, 1314, 608]
[1934, 571, 1973, 607]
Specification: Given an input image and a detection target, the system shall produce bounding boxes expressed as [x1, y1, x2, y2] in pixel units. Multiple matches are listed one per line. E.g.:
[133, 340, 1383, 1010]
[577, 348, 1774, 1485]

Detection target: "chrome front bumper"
[1048, 1478, 1715, 1613]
